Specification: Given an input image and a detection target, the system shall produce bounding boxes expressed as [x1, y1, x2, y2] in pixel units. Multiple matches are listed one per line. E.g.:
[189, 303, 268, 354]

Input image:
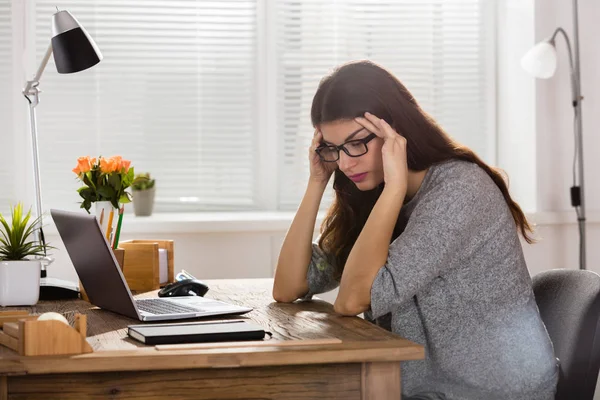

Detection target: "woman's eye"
[348, 141, 363, 148]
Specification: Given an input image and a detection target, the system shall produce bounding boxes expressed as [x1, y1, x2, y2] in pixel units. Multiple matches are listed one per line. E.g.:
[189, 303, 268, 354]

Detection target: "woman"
[273, 60, 558, 400]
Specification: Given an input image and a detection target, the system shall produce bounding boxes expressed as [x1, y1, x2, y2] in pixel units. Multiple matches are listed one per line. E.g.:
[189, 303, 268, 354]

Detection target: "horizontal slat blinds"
[276, 0, 493, 210]
[33, 0, 258, 212]
[0, 1, 14, 216]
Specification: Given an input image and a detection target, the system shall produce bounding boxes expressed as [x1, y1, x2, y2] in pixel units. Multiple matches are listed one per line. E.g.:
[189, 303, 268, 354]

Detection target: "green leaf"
[119, 193, 132, 204]
[78, 187, 94, 199]
[97, 185, 116, 199]
[81, 200, 92, 214]
[108, 173, 122, 191]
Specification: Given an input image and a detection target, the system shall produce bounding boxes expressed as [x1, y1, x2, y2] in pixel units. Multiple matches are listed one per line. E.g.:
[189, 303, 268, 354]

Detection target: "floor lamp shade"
[521, 41, 557, 79]
[51, 10, 102, 74]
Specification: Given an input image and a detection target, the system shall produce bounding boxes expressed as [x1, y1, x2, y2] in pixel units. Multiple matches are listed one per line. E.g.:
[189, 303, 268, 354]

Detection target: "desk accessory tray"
[0, 310, 92, 356]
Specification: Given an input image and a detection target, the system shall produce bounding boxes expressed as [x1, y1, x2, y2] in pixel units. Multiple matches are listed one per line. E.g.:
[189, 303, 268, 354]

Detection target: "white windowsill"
[115, 211, 318, 234]
[42, 210, 600, 235]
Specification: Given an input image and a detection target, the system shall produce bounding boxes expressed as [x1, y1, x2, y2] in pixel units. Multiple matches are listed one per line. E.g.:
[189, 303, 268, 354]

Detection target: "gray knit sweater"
[304, 160, 558, 400]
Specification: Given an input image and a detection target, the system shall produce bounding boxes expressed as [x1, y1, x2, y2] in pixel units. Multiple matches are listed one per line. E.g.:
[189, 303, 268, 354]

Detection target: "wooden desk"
[0, 279, 423, 399]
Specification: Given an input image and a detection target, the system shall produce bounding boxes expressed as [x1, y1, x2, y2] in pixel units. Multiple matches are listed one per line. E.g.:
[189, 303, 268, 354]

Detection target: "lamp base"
[39, 277, 79, 300]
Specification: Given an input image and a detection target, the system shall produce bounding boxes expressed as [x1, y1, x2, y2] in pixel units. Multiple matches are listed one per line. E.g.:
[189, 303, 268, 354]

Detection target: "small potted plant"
[131, 173, 156, 216]
[0, 203, 50, 306]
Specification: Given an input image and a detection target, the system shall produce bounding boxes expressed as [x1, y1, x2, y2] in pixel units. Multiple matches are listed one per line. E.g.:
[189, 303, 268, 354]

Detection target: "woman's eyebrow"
[322, 127, 366, 145]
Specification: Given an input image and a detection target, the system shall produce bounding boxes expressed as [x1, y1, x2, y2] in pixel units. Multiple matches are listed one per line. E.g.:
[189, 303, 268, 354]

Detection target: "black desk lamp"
[22, 9, 102, 298]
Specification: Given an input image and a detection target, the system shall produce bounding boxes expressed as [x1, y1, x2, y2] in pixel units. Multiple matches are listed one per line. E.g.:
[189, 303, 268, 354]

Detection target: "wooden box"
[119, 240, 174, 292]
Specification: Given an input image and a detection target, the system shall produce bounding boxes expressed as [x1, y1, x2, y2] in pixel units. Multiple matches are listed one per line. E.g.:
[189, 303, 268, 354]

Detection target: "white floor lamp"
[521, 0, 586, 270]
[22, 9, 102, 284]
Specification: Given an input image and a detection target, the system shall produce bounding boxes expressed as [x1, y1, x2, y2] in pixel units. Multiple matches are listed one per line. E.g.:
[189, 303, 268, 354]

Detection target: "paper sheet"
[159, 248, 168, 283]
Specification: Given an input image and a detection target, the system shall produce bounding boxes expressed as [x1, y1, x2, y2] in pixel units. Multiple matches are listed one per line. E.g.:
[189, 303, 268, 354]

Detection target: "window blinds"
[33, 0, 258, 212]
[275, 0, 494, 210]
[0, 0, 494, 214]
[0, 1, 13, 216]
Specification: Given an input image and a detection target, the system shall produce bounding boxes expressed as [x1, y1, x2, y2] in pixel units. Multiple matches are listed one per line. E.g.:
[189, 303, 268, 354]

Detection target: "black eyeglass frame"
[315, 132, 378, 162]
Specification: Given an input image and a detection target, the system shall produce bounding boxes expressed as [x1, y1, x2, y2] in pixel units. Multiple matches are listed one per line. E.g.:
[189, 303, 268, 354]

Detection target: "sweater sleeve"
[370, 179, 493, 319]
[300, 241, 340, 300]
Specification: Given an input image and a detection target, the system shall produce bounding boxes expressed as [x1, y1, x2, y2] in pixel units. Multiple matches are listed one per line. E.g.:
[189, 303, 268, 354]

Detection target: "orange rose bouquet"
[72, 156, 134, 213]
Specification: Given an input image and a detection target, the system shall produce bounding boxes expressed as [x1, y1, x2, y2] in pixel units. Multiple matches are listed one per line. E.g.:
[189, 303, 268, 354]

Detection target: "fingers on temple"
[379, 119, 399, 140]
[355, 114, 381, 137]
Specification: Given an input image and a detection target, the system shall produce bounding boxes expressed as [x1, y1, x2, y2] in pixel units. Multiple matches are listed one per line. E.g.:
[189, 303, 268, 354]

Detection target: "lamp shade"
[51, 10, 102, 74]
[521, 41, 557, 79]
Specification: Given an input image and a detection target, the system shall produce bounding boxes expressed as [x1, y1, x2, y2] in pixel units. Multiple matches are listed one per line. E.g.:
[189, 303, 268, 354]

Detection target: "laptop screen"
[51, 209, 140, 320]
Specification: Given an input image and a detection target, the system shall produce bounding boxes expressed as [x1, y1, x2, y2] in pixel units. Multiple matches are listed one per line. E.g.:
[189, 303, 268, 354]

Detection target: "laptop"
[51, 209, 253, 321]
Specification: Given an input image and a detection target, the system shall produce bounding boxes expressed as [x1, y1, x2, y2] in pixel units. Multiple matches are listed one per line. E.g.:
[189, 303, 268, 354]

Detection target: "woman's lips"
[349, 172, 368, 182]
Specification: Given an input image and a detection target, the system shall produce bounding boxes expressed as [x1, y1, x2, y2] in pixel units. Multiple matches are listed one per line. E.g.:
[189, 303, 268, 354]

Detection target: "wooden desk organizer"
[80, 239, 174, 300]
[119, 240, 174, 292]
[0, 311, 92, 356]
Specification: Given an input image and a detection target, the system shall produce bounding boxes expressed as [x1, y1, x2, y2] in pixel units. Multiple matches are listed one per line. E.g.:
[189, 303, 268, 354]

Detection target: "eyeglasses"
[315, 133, 377, 162]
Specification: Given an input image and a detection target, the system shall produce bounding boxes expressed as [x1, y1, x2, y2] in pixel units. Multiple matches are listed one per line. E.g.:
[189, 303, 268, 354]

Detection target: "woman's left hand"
[355, 112, 408, 196]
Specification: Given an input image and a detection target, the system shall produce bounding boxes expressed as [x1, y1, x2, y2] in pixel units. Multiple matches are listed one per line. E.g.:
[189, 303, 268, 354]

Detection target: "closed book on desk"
[128, 319, 266, 345]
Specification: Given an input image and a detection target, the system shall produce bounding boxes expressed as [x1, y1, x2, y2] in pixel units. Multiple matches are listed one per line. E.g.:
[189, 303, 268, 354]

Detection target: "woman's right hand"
[309, 129, 336, 184]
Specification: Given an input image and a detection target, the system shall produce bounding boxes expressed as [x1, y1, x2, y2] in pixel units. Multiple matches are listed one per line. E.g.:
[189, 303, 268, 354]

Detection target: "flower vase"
[95, 201, 118, 242]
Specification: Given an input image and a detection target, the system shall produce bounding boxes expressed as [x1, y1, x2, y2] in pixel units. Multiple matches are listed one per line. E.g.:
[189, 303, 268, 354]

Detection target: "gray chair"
[532, 269, 600, 400]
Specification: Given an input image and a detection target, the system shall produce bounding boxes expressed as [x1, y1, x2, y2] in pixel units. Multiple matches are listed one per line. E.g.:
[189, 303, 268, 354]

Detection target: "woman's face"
[319, 120, 384, 191]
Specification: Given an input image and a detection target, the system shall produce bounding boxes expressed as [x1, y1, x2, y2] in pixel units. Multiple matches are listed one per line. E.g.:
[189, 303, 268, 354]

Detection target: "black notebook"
[127, 319, 266, 345]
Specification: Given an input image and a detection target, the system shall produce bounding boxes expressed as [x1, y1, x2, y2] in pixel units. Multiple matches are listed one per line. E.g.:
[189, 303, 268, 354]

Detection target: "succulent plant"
[131, 173, 155, 191]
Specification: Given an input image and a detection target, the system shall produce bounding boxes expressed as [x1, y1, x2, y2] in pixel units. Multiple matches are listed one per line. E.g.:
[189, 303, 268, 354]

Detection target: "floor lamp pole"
[548, 2, 586, 270]
[572, 0, 586, 270]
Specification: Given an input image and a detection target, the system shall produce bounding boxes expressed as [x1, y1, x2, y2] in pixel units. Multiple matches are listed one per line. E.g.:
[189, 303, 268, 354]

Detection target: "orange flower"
[111, 156, 123, 172]
[73, 156, 92, 175]
[99, 157, 115, 173]
[93, 155, 130, 174]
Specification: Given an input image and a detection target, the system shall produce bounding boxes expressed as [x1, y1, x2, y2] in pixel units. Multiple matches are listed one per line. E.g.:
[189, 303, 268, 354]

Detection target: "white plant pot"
[132, 186, 156, 216]
[0, 260, 41, 306]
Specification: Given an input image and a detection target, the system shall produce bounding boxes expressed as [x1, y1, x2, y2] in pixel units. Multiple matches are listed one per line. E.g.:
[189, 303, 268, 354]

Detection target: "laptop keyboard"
[136, 298, 203, 315]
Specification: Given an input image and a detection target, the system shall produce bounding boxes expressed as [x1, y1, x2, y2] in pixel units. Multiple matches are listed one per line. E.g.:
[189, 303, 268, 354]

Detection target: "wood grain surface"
[0, 279, 422, 400]
[8, 364, 363, 400]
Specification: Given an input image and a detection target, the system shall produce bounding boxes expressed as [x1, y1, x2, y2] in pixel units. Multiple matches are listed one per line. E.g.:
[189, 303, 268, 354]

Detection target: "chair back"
[532, 269, 600, 400]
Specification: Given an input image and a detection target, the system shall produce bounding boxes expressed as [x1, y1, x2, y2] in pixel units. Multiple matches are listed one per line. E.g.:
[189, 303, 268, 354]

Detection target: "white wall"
[527, 0, 600, 274]
[497, 0, 536, 213]
[536, 0, 600, 214]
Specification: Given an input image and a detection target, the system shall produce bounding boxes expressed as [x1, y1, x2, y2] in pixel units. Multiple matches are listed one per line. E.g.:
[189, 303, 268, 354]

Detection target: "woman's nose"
[337, 150, 356, 172]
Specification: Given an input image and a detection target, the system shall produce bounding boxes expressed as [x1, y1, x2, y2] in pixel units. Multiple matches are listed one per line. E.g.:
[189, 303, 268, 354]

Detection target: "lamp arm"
[23, 43, 53, 96]
[549, 27, 580, 104]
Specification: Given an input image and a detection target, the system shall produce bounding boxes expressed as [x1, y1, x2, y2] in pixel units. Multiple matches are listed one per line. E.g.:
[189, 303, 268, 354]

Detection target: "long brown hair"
[311, 60, 533, 278]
